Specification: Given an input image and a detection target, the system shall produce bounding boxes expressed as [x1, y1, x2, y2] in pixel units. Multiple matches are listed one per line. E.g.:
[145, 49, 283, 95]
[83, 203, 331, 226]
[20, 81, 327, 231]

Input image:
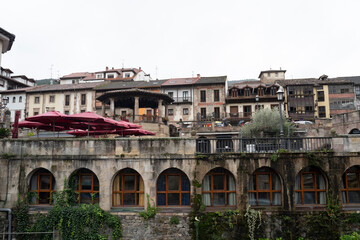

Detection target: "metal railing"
[173, 96, 192, 103]
[196, 137, 332, 154]
[225, 112, 253, 119]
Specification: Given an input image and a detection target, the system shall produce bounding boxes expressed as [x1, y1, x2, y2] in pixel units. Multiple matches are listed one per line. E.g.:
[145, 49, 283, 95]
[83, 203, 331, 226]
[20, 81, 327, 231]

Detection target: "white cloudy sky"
[1, 0, 359, 80]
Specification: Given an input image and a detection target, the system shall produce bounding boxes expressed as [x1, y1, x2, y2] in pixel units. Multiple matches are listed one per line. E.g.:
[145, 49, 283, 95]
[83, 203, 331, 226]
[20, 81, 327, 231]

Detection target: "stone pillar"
[158, 99, 163, 123]
[101, 103, 105, 116]
[134, 97, 139, 123]
[164, 104, 168, 117]
[110, 98, 115, 118]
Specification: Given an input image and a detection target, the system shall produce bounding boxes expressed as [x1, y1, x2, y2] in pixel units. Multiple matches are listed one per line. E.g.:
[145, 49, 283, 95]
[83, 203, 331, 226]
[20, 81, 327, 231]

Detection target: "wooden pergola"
[97, 88, 174, 123]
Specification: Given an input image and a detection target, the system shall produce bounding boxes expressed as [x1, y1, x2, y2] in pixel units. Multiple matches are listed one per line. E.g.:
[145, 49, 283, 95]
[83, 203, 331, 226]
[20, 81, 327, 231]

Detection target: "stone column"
[110, 98, 115, 118]
[164, 104, 168, 117]
[134, 97, 139, 122]
[158, 99, 163, 123]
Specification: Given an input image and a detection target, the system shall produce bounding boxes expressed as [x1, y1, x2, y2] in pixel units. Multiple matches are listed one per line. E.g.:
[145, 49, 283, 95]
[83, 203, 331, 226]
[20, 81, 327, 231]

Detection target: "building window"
[168, 92, 173, 98]
[65, 111, 70, 115]
[267, 73, 271, 77]
[29, 168, 55, 205]
[249, 167, 281, 206]
[183, 108, 189, 115]
[295, 167, 326, 205]
[214, 107, 220, 119]
[168, 109, 174, 116]
[183, 91, 189, 101]
[107, 74, 114, 79]
[113, 168, 144, 207]
[341, 88, 350, 94]
[125, 73, 130, 78]
[258, 88, 264, 96]
[318, 106, 326, 118]
[255, 105, 264, 111]
[156, 168, 190, 206]
[65, 95, 70, 106]
[244, 88, 250, 97]
[270, 87, 277, 95]
[72, 169, 99, 204]
[0, 80, 4, 86]
[12, 97, 16, 103]
[200, 108, 206, 120]
[271, 104, 278, 109]
[214, 90, 220, 102]
[202, 168, 236, 207]
[81, 94, 86, 105]
[96, 74, 103, 79]
[318, 91, 325, 102]
[49, 95, 55, 103]
[33, 108, 40, 116]
[341, 166, 360, 204]
[19, 96, 22, 103]
[121, 111, 127, 116]
[200, 90, 206, 102]
[80, 109, 86, 113]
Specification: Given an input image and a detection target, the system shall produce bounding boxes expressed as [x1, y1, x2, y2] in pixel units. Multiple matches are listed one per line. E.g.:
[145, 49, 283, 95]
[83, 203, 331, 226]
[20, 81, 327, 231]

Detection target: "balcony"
[226, 94, 277, 103]
[225, 112, 253, 123]
[196, 137, 332, 154]
[172, 96, 192, 103]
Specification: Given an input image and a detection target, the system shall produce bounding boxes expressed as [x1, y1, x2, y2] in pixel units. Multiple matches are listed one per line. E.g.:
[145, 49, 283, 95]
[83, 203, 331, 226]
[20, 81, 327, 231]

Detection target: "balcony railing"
[196, 137, 332, 154]
[226, 112, 253, 119]
[173, 97, 192, 103]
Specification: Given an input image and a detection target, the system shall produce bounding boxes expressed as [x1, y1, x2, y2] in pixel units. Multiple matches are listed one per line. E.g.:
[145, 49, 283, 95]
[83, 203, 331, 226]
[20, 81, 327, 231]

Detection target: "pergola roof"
[97, 88, 174, 108]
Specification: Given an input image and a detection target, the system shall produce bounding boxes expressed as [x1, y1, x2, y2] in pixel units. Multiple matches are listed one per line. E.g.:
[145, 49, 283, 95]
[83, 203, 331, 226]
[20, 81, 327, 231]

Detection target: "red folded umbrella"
[26, 111, 69, 125]
[66, 129, 116, 136]
[114, 128, 156, 136]
[16, 120, 65, 131]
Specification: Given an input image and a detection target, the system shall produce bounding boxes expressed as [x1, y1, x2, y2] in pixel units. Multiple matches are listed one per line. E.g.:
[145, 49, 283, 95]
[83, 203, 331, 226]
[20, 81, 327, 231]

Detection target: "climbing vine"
[244, 206, 262, 240]
[13, 185, 122, 240]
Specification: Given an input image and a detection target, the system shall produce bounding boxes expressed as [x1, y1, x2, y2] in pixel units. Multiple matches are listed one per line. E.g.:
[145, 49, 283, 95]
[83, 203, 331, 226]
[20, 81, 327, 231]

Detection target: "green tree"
[241, 108, 296, 137]
[0, 128, 10, 139]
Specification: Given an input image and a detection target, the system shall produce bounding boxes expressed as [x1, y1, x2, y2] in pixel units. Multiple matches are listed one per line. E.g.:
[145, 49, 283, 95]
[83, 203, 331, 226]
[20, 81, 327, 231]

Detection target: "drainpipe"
[0, 208, 11, 240]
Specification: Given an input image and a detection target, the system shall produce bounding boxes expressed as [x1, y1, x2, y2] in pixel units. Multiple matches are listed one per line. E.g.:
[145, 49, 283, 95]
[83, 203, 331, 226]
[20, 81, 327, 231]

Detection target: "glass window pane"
[318, 192, 326, 204]
[258, 192, 270, 205]
[181, 175, 190, 191]
[93, 176, 99, 186]
[273, 193, 281, 205]
[258, 175, 270, 190]
[123, 193, 135, 205]
[93, 193, 99, 204]
[272, 173, 281, 190]
[81, 175, 92, 190]
[29, 192, 37, 204]
[302, 174, 314, 189]
[213, 193, 225, 206]
[347, 172, 359, 188]
[168, 193, 180, 205]
[80, 193, 92, 204]
[40, 175, 51, 189]
[295, 192, 302, 204]
[39, 192, 51, 204]
[113, 193, 121, 206]
[213, 175, 224, 190]
[249, 193, 256, 206]
[304, 192, 315, 204]
[157, 193, 166, 206]
[157, 175, 166, 191]
[30, 175, 38, 190]
[124, 176, 135, 190]
[348, 191, 360, 203]
[181, 193, 190, 206]
[168, 175, 180, 191]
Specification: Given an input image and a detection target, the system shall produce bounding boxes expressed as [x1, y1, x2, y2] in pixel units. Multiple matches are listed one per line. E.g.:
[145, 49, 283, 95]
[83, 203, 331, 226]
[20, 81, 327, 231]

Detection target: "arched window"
[249, 167, 281, 206]
[202, 168, 236, 207]
[341, 166, 360, 204]
[29, 169, 55, 205]
[295, 167, 326, 205]
[157, 168, 190, 206]
[71, 169, 99, 204]
[113, 168, 144, 207]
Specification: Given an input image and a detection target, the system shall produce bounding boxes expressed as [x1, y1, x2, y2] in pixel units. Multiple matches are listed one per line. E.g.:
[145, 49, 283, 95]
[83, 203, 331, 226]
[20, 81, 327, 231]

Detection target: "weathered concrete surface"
[332, 110, 360, 135]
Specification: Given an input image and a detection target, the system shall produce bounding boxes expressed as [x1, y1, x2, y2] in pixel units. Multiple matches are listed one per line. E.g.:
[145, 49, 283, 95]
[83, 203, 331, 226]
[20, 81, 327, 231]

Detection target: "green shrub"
[0, 128, 10, 138]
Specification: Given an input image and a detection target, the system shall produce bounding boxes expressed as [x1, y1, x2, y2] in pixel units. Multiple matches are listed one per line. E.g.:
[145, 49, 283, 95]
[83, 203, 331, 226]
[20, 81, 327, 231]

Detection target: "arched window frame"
[202, 168, 236, 207]
[156, 169, 191, 207]
[295, 167, 326, 205]
[112, 169, 145, 207]
[72, 169, 99, 204]
[341, 166, 360, 204]
[248, 168, 282, 206]
[28, 169, 55, 205]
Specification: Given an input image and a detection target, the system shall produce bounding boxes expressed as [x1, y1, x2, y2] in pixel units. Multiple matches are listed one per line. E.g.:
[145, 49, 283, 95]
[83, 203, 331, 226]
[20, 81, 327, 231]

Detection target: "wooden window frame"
[112, 172, 144, 207]
[81, 94, 86, 105]
[214, 90, 220, 102]
[200, 90, 206, 102]
[202, 171, 236, 207]
[248, 169, 281, 206]
[295, 170, 326, 205]
[157, 172, 190, 207]
[341, 167, 360, 204]
[29, 170, 55, 205]
[75, 171, 99, 204]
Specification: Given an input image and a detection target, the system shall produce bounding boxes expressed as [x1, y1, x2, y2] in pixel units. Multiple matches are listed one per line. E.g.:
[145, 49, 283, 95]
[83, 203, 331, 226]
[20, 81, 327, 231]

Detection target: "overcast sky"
[1, 0, 359, 81]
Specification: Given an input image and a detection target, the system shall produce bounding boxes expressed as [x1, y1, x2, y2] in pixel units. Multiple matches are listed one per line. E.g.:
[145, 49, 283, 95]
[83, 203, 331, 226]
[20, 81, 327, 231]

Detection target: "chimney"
[106, 66, 109, 71]
[197, 74, 201, 78]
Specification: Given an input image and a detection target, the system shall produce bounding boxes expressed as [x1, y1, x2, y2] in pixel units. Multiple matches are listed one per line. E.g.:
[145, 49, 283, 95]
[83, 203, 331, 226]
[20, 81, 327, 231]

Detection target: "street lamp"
[255, 95, 259, 112]
[276, 86, 284, 138]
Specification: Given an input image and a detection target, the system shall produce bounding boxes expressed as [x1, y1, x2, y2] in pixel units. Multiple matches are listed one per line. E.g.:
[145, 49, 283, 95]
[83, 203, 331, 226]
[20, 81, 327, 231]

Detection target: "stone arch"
[340, 165, 360, 204]
[295, 166, 328, 205]
[69, 168, 100, 204]
[156, 168, 191, 206]
[27, 167, 56, 205]
[248, 167, 283, 206]
[349, 128, 360, 134]
[201, 167, 236, 207]
[111, 168, 145, 207]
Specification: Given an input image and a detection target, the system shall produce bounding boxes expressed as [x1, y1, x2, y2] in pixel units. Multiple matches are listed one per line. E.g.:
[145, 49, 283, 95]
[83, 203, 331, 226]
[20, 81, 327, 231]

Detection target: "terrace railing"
[196, 137, 332, 154]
